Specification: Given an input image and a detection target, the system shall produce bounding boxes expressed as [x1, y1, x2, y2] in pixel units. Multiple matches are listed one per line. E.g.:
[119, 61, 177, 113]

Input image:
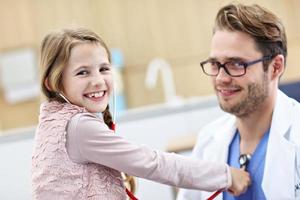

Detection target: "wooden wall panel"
[0, 0, 300, 130]
[0, 0, 35, 50]
[123, 67, 164, 107]
[33, 0, 97, 43]
[0, 96, 39, 130]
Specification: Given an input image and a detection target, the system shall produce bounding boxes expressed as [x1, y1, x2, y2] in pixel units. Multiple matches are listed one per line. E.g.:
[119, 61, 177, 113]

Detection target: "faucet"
[145, 58, 182, 105]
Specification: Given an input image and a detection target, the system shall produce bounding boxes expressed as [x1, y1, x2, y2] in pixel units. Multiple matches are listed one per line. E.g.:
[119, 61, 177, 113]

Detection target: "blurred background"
[0, 0, 299, 199]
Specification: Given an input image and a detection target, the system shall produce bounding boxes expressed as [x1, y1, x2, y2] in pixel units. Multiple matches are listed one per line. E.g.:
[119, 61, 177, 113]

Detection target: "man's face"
[210, 30, 271, 117]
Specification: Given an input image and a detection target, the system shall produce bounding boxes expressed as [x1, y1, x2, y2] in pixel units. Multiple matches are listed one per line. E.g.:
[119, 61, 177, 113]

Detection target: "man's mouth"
[217, 88, 241, 97]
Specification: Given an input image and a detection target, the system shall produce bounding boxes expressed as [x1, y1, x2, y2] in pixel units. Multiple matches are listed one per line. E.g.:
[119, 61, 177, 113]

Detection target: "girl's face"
[62, 42, 113, 113]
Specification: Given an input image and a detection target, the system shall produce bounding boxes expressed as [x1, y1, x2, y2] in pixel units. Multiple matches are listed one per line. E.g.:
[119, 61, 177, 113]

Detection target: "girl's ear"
[44, 78, 52, 91]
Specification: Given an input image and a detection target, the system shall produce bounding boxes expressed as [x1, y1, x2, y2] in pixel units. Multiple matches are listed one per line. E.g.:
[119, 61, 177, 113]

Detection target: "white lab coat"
[177, 90, 300, 200]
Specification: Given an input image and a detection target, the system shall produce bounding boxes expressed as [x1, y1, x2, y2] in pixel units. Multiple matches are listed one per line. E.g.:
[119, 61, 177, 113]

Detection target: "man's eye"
[228, 61, 244, 68]
[209, 62, 219, 69]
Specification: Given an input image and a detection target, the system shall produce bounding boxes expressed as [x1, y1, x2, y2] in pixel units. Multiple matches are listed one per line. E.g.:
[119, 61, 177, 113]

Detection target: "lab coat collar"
[202, 115, 237, 163]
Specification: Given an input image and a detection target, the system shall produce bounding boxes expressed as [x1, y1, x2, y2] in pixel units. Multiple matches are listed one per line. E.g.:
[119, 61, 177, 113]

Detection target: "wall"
[0, 0, 300, 130]
[0, 134, 33, 200]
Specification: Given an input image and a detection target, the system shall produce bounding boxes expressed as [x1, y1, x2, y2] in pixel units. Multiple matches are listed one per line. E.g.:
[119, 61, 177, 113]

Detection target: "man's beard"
[218, 74, 269, 118]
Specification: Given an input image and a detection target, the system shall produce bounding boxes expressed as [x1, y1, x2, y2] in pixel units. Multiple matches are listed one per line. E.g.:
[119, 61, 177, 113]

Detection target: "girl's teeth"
[94, 92, 103, 97]
[87, 92, 104, 98]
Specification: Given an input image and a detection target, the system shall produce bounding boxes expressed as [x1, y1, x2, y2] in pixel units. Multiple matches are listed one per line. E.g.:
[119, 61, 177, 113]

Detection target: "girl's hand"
[228, 167, 251, 196]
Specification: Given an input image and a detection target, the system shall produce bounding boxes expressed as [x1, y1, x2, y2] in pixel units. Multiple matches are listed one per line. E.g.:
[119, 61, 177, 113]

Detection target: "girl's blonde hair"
[40, 27, 135, 193]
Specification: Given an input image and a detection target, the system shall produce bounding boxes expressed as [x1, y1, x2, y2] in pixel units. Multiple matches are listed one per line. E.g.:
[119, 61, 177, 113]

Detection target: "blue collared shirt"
[223, 129, 270, 200]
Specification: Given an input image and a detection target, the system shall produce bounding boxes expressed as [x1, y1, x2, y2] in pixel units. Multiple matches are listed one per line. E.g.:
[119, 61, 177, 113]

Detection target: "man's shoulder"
[195, 113, 235, 142]
[190, 113, 235, 160]
[201, 113, 235, 131]
[279, 90, 300, 110]
[277, 91, 300, 144]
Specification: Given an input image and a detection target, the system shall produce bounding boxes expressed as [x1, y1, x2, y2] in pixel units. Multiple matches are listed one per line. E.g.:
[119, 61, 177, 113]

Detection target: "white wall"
[0, 134, 33, 200]
[0, 97, 224, 200]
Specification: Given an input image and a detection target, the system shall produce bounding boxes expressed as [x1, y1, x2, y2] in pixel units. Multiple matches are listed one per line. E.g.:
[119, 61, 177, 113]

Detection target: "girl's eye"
[100, 66, 111, 72]
[76, 70, 88, 76]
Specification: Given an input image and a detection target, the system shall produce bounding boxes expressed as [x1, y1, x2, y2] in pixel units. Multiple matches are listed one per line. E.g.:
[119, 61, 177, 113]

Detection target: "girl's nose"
[91, 73, 105, 87]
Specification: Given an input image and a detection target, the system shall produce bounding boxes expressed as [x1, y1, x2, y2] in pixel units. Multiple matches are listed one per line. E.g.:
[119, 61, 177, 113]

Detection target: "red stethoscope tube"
[207, 189, 223, 200]
[126, 188, 138, 200]
[110, 122, 139, 200]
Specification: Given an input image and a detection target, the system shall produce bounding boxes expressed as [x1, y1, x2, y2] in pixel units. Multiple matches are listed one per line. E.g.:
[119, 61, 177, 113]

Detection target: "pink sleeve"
[66, 113, 231, 191]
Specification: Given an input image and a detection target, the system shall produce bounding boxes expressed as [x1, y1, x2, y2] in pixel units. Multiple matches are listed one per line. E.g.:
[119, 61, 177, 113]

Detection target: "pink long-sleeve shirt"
[66, 112, 232, 190]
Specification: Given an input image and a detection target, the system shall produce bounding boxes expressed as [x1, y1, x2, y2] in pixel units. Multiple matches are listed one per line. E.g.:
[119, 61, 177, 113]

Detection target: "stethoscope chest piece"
[239, 154, 252, 170]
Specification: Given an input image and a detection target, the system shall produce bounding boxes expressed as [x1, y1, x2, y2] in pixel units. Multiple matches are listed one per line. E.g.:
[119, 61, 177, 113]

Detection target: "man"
[177, 3, 300, 200]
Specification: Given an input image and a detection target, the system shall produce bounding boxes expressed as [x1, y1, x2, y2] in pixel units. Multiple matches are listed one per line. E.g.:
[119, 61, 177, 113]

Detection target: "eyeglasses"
[200, 55, 272, 77]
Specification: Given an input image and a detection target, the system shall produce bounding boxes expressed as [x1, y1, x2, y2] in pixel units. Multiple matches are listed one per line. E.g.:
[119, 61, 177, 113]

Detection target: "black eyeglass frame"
[200, 55, 273, 77]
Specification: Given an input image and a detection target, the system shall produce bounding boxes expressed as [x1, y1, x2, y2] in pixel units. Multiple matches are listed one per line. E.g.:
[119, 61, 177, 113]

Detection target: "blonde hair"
[214, 3, 287, 70]
[39, 27, 135, 193]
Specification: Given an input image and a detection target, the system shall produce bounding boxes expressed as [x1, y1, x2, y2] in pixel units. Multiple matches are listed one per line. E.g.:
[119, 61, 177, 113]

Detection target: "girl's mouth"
[84, 91, 106, 100]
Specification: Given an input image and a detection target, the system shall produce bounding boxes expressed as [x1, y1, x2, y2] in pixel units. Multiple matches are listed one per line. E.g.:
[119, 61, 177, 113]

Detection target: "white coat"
[177, 90, 300, 200]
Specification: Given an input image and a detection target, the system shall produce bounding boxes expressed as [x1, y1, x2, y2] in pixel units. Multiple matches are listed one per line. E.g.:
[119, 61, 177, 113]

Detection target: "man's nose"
[215, 67, 232, 83]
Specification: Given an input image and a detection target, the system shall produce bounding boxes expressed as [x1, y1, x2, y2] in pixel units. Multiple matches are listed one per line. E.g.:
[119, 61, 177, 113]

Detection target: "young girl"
[31, 28, 250, 199]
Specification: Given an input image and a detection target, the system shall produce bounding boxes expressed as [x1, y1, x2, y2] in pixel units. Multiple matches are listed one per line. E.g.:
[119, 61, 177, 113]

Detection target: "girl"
[31, 28, 250, 199]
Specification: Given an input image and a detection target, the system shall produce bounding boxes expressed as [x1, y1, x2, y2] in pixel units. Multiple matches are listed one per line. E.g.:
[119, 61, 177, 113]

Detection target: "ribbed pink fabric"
[31, 101, 126, 200]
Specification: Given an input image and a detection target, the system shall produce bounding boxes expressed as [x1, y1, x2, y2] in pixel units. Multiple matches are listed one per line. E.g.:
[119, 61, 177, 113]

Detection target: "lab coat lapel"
[262, 91, 296, 199]
[203, 116, 237, 163]
[201, 117, 237, 200]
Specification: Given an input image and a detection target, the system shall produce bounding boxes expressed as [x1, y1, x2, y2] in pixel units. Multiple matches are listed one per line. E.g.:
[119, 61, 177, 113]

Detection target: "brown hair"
[214, 3, 287, 70]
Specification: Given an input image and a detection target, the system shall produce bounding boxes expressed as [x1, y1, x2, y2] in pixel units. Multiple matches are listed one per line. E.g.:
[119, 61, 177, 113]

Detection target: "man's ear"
[271, 54, 285, 79]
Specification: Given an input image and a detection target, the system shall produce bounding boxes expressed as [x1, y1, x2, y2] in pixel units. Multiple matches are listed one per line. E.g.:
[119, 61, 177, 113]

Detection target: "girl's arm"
[66, 113, 231, 191]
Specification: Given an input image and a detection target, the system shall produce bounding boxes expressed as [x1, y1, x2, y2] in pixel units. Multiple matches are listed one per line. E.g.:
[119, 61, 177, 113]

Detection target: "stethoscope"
[108, 84, 139, 200]
[207, 154, 251, 200]
[239, 154, 252, 170]
[109, 81, 138, 199]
